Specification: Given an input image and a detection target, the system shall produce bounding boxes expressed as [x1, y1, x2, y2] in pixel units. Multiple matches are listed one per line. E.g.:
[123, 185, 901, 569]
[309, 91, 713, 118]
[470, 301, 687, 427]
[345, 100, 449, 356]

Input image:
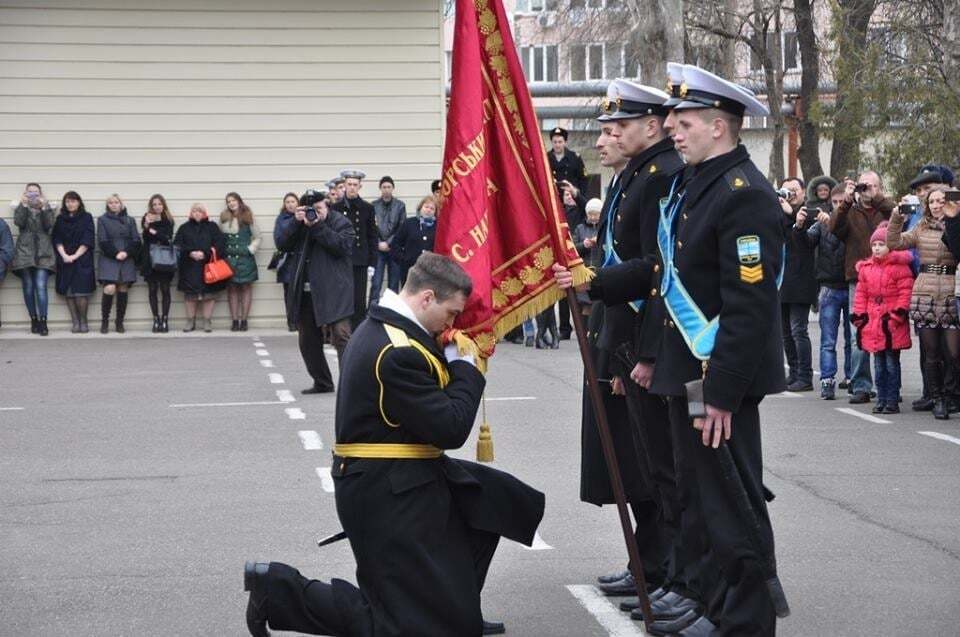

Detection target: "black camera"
[854, 183, 869, 193]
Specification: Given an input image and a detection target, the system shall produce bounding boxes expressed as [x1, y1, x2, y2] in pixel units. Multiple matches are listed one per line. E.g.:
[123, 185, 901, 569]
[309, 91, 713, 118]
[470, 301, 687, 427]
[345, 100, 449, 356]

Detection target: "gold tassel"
[476, 394, 494, 462]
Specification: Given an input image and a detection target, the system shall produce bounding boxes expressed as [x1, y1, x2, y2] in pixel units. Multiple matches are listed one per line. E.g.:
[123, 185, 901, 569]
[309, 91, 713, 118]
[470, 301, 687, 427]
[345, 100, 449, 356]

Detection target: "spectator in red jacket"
[852, 222, 914, 414]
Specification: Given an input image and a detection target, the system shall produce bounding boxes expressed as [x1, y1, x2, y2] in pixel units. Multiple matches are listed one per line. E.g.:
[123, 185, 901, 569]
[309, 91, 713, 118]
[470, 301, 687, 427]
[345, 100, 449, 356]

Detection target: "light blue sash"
[657, 175, 784, 361]
[601, 176, 645, 313]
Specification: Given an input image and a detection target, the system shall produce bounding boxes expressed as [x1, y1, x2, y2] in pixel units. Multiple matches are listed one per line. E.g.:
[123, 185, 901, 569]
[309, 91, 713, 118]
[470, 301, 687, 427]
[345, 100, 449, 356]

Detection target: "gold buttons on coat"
[650, 288, 658, 297]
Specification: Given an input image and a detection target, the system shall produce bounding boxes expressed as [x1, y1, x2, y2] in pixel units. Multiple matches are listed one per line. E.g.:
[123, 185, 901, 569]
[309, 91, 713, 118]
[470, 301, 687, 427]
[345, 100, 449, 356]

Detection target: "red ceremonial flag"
[436, 0, 592, 362]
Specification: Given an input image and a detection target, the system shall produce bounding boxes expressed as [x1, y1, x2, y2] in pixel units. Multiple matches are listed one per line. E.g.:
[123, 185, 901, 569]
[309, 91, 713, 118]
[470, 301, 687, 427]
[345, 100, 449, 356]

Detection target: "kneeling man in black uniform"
[244, 252, 546, 637]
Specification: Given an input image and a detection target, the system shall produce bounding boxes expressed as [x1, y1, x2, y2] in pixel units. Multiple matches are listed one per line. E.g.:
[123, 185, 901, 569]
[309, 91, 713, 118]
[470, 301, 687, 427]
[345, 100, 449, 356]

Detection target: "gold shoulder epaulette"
[384, 323, 411, 347]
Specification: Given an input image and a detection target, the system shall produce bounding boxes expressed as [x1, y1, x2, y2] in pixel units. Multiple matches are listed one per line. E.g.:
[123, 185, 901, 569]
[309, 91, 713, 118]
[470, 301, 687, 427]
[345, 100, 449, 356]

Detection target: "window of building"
[570, 44, 586, 81]
[521, 45, 559, 82]
[750, 32, 802, 72]
[570, 43, 627, 81]
[604, 42, 622, 79]
[588, 44, 603, 79]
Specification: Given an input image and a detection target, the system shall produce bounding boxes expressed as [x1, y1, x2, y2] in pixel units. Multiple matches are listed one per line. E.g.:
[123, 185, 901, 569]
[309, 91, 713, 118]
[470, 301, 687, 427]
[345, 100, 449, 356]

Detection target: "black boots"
[160, 316, 169, 333]
[240, 319, 248, 331]
[933, 398, 950, 420]
[926, 360, 950, 420]
[38, 318, 48, 336]
[231, 319, 240, 332]
[100, 294, 114, 333]
[153, 317, 161, 333]
[115, 292, 128, 333]
[30, 316, 39, 334]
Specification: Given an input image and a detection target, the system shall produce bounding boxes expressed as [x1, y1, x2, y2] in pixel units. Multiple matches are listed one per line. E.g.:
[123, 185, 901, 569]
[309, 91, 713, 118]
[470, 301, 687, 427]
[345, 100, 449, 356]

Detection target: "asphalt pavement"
[1, 320, 959, 636]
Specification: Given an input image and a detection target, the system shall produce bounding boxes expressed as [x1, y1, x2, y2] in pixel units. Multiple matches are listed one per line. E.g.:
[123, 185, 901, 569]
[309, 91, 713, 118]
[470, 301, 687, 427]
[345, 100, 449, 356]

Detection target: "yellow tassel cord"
[476, 394, 495, 462]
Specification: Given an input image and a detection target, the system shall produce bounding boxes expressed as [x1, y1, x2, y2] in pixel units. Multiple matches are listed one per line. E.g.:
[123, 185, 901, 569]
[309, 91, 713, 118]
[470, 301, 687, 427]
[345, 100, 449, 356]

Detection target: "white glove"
[367, 266, 375, 277]
[444, 343, 476, 367]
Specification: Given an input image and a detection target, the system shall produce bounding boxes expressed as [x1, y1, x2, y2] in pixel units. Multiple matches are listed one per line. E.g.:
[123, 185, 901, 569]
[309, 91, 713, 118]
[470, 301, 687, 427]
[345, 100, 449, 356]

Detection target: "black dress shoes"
[597, 572, 635, 596]
[482, 619, 506, 635]
[849, 391, 871, 404]
[649, 592, 699, 620]
[301, 385, 335, 394]
[597, 569, 630, 585]
[670, 615, 717, 636]
[643, 609, 699, 635]
[619, 586, 668, 611]
[244, 561, 271, 637]
[912, 396, 934, 411]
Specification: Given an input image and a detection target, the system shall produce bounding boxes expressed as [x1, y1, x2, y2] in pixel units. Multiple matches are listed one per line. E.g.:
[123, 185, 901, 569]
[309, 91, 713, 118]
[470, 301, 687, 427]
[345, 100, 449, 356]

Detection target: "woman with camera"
[52, 191, 96, 333]
[175, 202, 227, 333]
[142, 194, 176, 333]
[11, 183, 56, 335]
[220, 192, 261, 331]
[97, 194, 141, 334]
[887, 186, 957, 419]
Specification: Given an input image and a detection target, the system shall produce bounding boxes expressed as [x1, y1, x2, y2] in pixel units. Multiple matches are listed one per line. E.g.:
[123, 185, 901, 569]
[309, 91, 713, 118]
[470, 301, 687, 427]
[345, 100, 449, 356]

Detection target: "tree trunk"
[760, 1, 786, 183]
[633, 0, 684, 84]
[794, 0, 824, 179]
[829, 0, 877, 178]
[943, 0, 960, 97]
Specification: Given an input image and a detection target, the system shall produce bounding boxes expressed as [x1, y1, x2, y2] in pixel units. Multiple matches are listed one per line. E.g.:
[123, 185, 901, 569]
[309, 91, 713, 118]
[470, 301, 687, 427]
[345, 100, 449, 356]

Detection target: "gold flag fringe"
[476, 394, 494, 462]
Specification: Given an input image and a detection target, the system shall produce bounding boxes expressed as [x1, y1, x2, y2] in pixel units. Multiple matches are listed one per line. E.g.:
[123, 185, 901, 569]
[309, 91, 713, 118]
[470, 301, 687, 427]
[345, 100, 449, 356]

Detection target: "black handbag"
[149, 243, 179, 272]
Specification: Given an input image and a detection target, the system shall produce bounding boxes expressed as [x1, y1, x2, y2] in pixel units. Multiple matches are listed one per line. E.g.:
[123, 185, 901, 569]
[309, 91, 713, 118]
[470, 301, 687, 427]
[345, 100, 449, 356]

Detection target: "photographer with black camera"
[779, 177, 818, 392]
[277, 189, 356, 394]
[829, 171, 897, 404]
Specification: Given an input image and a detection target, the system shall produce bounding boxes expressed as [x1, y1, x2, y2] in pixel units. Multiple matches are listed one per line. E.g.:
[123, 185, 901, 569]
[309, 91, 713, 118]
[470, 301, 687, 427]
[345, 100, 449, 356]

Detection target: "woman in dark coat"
[11, 182, 56, 335]
[174, 202, 227, 333]
[272, 192, 303, 331]
[390, 195, 437, 285]
[52, 191, 96, 333]
[142, 194, 176, 333]
[97, 194, 141, 333]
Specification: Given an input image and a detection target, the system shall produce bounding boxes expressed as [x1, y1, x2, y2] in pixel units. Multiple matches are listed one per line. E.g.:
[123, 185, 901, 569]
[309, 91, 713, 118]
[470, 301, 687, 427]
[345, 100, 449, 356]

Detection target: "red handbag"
[203, 247, 234, 284]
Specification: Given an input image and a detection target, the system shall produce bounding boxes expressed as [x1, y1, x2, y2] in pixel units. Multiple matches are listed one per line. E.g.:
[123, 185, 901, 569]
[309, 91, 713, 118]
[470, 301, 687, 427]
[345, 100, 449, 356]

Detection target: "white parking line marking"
[773, 391, 802, 398]
[566, 585, 645, 636]
[276, 389, 295, 403]
[170, 401, 286, 408]
[253, 342, 265, 348]
[315, 467, 335, 492]
[256, 349, 269, 357]
[519, 531, 553, 550]
[918, 431, 960, 446]
[298, 430, 323, 450]
[268, 373, 285, 384]
[285, 408, 307, 420]
[485, 396, 537, 402]
[259, 359, 275, 368]
[835, 407, 890, 424]
[0, 407, 25, 411]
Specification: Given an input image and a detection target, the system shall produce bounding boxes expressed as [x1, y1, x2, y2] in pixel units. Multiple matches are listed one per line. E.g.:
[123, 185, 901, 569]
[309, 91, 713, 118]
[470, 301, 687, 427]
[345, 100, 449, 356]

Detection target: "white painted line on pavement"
[276, 389, 295, 403]
[285, 408, 307, 420]
[256, 349, 270, 357]
[519, 530, 553, 550]
[315, 467, 335, 492]
[253, 342, 265, 348]
[486, 396, 537, 402]
[170, 401, 286, 408]
[259, 359, 275, 368]
[566, 585, 645, 637]
[918, 431, 960, 447]
[773, 391, 802, 398]
[0, 407, 25, 411]
[298, 430, 323, 450]
[835, 407, 891, 424]
[268, 373, 285, 384]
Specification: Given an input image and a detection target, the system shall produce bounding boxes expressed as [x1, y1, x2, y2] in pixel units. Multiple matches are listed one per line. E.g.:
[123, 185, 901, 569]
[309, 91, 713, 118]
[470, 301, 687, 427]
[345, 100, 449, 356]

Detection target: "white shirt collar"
[378, 289, 430, 337]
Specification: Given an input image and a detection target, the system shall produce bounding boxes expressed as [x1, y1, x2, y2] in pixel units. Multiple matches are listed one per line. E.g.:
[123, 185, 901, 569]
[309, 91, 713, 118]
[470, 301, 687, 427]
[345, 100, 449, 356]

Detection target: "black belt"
[920, 264, 956, 275]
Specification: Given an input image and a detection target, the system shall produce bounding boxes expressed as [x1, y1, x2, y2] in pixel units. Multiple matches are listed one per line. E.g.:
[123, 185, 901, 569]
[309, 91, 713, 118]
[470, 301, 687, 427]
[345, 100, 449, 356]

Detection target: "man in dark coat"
[557, 65, 787, 636]
[547, 126, 589, 197]
[280, 194, 355, 394]
[778, 176, 818, 391]
[244, 253, 545, 637]
[584, 79, 685, 599]
[332, 169, 379, 329]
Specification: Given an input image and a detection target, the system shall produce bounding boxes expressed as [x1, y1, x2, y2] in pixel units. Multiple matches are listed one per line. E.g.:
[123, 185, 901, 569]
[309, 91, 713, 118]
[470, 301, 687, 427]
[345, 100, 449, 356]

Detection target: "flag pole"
[565, 288, 654, 631]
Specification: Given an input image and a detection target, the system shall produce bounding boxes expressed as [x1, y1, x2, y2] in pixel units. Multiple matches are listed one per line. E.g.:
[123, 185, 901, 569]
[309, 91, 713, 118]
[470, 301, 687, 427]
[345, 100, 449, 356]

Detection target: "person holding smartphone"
[10, 183, 55, 335]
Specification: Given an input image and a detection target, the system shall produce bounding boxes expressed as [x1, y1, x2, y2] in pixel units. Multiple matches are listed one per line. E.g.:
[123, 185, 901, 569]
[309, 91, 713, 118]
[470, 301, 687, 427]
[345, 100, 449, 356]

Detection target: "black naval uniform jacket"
[330, 304, 546, 636]
[332, 195, 378, 267]
[589, 137, 685, 362]
[548, 148, 588, 195]
[647, 144, 786, 411]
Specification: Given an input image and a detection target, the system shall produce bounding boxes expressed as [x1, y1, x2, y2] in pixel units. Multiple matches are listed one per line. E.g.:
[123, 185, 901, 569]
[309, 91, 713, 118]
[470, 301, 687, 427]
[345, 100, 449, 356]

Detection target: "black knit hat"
[379, 175, 395, 187]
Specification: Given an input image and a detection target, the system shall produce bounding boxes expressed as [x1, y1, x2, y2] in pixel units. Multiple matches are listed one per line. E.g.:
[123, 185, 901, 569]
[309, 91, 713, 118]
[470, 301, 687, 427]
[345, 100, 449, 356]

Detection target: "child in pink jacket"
[852, 222, 914, 414]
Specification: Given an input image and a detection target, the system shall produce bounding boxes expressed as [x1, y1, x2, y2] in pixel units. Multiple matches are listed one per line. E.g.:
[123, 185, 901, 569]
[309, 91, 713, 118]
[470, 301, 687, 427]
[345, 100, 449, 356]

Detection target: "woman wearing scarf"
[390, 195, 437, 285]
[52, 191, 96, 333]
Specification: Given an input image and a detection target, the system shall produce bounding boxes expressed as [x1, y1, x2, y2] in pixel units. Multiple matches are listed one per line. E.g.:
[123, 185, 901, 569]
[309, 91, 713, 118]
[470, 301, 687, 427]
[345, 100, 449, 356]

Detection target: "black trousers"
[262, 529, 499, 636]
[558, 298, 572, 335]
[298, 294, 351, 391]
[670, 396, 777, 636]
[351, 266, 368, 329]
[612, 355, 670, 588]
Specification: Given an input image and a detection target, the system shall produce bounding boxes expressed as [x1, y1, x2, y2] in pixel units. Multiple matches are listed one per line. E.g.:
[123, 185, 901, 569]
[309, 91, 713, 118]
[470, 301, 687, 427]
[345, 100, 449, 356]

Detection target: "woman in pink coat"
[852, 222, 913, 414]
